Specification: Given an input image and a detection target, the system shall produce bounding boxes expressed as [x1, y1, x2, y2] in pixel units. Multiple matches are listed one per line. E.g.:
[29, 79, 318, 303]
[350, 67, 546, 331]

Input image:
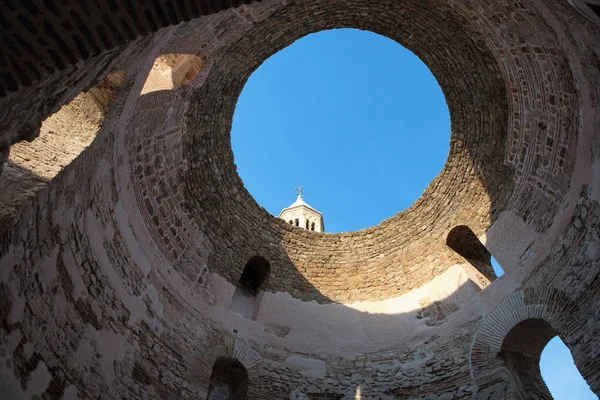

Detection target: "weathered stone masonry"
[0, 0, 599, 399]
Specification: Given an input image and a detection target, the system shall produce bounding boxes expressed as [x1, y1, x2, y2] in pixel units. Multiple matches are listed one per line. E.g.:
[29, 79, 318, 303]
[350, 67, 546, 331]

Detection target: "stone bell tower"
[278, 186, 325, 232]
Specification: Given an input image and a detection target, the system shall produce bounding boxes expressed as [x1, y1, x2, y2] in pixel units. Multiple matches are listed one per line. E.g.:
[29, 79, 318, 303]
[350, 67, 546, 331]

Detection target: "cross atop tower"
[279, 186, 324, 232]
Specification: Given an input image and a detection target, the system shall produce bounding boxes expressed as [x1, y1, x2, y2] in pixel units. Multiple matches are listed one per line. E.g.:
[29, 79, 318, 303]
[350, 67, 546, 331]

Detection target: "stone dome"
[0, 0, 599, 399]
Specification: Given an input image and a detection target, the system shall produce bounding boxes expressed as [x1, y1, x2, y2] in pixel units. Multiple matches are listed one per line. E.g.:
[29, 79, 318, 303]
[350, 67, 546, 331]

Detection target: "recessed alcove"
[207, 358, 249, 400]
[0, 71, 125, 224]
[500, 318, 595, 400]
[231, 29, 450, 233]
[140, 54, 202, 95]
[229, 256, 270, 320]
[446, 225, 504, 286]
[8, 70, 125, 179]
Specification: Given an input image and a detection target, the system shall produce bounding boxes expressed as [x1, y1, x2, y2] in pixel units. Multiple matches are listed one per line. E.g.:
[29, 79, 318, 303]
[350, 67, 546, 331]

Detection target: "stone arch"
[0, 70, 126, 224]
[207, 357, 249, 400]
[469, 287, 595, 397]
[446, 225, 498, 282]
[232, 339, 263, 372]
[192, 333, 263, 400]
[195, 333, 236, 393]
[500, 318, 556, 399]
[232, 339, 266, 400]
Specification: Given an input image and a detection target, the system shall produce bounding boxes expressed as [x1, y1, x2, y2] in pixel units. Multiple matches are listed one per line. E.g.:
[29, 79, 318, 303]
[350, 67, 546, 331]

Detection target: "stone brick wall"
[0, 71, 125, 226]
[0, 0, 260, 96]
[137, 0, 516, 303]
[0, 0, 261, 171]
[0, 0, 598, 399]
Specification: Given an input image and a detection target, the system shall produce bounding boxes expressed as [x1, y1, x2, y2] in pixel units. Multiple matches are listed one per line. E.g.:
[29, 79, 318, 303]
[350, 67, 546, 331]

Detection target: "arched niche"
[8, 71, 125, 178]
[499, 319, 595, 399]
[446, 225, 500, 282]
[0, 71, 125, 224]
[469, 287, 599, 398]
[140, 54, 203, 95]
[499, 319, 556, 399]
[229, 256, 270, 320]
[206, 357, 249, 400]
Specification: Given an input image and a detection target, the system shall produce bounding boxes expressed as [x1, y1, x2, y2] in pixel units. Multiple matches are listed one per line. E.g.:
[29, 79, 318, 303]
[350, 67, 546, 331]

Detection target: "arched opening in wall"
[231, 29, 450, 233]
[500, 319, 595, 399]
[206, 357, 249, 400]
[540, 337, 597, 399]
[140, 54, 202, 95]
[446, 225, 503, 284]
[0, 71, 125, 225]
[229, 256, 270, 320]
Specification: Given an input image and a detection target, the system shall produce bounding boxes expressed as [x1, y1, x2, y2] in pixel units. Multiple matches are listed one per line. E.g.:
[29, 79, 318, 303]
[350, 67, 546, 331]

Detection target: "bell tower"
[278, 187, 325, 232]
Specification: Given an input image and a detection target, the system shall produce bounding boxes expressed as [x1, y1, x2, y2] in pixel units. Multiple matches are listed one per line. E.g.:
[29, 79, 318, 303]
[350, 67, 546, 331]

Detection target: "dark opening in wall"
[569, 0, 600, 24]
[308, 394, 344, 400]
[587, 2, 600, 17]
[237, 256, 270, 296]
[207, 357, 248, 400]
[229, 256, 270, 320]
[446, 225, 502, 282]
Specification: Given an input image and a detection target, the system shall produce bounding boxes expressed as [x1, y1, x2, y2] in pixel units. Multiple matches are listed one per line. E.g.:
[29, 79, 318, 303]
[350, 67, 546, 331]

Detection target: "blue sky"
[231, 28, 595, 399]
[232, 28, 449, 233]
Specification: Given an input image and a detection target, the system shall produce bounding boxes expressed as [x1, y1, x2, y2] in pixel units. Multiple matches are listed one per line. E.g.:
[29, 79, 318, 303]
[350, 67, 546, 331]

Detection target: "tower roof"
[278, 194, 323, 216]
[278, 188, 325, 232]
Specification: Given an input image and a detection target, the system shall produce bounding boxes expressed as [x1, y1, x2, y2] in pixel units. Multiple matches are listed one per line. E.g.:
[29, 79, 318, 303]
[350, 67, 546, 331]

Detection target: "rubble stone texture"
[0, 0, 599, 399]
